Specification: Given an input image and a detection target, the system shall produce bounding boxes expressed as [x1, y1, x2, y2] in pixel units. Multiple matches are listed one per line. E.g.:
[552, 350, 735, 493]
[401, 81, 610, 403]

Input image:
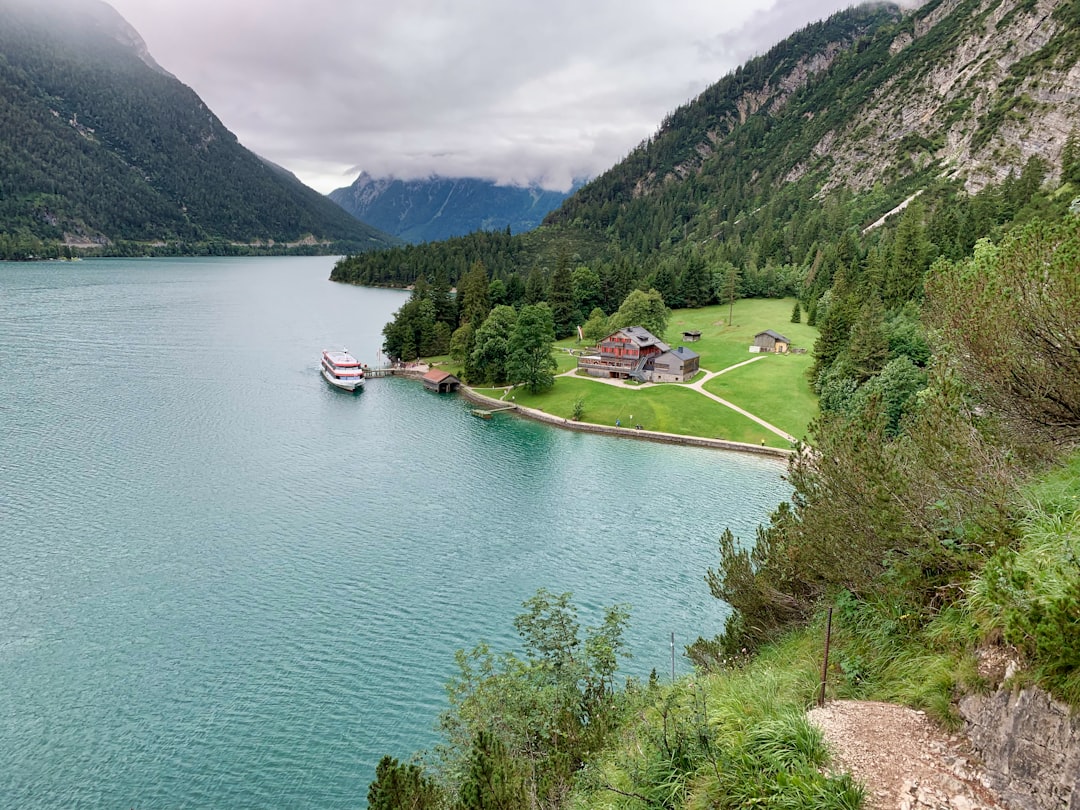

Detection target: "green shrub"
[969, 454, 1080, 705]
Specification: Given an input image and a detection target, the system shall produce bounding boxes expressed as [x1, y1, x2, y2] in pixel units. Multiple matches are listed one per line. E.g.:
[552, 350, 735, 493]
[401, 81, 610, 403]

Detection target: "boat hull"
[322, 367, 364, 391]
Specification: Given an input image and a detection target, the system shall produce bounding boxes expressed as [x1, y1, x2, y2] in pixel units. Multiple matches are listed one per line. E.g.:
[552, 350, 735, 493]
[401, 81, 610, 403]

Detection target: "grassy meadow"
[437, 298, 819, 448]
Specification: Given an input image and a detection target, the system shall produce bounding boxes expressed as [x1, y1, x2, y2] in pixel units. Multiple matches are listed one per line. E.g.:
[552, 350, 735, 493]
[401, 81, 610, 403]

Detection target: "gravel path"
[807, 700, 1009, 810]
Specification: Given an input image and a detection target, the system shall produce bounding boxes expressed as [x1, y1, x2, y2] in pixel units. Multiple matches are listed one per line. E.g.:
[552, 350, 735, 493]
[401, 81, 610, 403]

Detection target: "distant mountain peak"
[329, 173, 582, 244]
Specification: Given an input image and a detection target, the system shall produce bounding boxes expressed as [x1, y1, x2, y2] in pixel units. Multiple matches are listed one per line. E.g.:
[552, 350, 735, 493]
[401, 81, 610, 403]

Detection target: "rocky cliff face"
[652, 0, 1078, 200]
[812, 0, 1080, 193]
[959, 684, 1080, 809]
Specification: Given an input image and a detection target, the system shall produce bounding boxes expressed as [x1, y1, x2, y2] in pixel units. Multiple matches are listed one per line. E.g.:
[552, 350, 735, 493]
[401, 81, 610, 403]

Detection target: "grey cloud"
[105, 0, 914, 192]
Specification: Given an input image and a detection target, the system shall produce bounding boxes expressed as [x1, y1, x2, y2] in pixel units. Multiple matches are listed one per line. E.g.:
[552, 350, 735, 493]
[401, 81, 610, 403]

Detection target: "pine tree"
[1063, 128, 1080, 185]
[847, 296, 889, 383]
[457, 261, 491, 327]
[790, 301, 801, 323]
[368, 756, 441, 810]
[681, 251, 711, 308]
[548, 253, 577, 339]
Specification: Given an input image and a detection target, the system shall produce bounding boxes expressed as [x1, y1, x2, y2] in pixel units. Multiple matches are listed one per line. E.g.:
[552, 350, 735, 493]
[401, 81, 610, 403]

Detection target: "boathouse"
[422, 369, 461, 393]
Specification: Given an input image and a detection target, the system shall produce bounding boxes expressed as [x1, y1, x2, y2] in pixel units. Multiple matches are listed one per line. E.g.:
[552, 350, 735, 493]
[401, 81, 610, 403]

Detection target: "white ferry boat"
[321, 349, 365, 391]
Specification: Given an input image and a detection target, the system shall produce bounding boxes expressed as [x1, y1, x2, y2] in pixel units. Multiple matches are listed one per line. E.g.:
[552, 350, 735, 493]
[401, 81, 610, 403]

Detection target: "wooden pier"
[471, 405, 517, 419]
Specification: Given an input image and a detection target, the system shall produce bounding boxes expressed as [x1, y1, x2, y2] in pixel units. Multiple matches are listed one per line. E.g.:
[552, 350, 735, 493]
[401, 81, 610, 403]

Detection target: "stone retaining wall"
[458, 386, 793, 459]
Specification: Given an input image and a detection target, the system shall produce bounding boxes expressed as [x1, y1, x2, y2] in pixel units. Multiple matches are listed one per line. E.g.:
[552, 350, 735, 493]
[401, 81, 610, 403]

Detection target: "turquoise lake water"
[0, 256, 790, 807]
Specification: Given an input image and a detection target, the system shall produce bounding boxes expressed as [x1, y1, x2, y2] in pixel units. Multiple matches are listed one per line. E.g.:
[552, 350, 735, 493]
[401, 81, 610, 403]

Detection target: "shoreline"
[457, 384, 794, 459]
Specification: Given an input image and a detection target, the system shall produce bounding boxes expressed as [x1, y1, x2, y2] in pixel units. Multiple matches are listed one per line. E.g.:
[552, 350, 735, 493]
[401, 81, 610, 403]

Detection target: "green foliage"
[435, 590, 633, 809]
[449, 322, 475, 365]
[581, 307, 611, 343]
[969, 452, 1080, 704]
[459, 730, 527, 810]
[367, 756, 443, 810]
[381, 277, 456, 361]
[924, 217, 1080, 450]
[571, 397, 585, 422]
[506, 303, 557, 393]
[710, 365, 1021, 653]
[609, 288, 670, 340]
[470, 305, 518, 385]
[548, 254, 578, 339]
[572, 266, 604, 318]
[826, 592, 979, 724]
[790, 301, 801, 324]
[1063, 128, 1080, 186]
[577, 639, 864, 810]
[458, 261, 493, 328]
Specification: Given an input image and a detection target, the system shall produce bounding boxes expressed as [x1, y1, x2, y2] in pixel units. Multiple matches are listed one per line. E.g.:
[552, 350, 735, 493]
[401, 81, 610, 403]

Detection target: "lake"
[0, 256, 790, 807]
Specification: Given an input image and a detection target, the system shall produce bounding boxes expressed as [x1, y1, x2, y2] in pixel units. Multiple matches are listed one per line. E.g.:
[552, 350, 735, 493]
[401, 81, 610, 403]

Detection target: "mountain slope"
[0, 0, 396, 253]
[546, 0, 1080, 250]
[329, 173, 576, 243]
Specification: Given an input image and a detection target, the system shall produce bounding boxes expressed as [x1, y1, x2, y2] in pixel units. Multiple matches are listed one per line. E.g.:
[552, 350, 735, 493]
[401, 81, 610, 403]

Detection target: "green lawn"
[703, 352, 817, 442]
[509, 377, 785, 447]
[429, 298, 818, 447]
[666, 300, 818, 370]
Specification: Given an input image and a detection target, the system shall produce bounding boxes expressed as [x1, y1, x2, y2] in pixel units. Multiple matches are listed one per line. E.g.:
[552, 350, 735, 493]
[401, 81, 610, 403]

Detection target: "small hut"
[681, 330, 701, 342]
[752, 330, 791, 354]
[422, 369, 461, 393]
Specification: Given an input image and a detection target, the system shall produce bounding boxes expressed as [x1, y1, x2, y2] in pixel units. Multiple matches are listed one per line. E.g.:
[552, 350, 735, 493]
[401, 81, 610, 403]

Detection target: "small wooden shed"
[422, 369, 461, 393]
[753, 330, 791, 353]
[682, 330, 701, 342]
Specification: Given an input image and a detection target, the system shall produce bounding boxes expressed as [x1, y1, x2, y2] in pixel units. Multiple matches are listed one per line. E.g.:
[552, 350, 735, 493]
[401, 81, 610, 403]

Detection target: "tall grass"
[572, 633, 864, 809]
[967, 451, 1080, 705]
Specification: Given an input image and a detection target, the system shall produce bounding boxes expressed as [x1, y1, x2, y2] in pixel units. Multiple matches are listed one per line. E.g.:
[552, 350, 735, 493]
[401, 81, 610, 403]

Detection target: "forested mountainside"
[0, 0, 396, 258]
[349, 2, 1080, 806]
[329, 172, 577, 244]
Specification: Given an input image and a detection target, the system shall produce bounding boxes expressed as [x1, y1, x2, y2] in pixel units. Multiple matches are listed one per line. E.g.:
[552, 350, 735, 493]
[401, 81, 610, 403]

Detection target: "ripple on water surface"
[0, 258, 790, 807]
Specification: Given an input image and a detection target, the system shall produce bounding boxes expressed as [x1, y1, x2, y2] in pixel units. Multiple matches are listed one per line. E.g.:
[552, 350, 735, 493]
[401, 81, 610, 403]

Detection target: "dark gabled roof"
[755, 329, 790, 342]
[611, 326, 669, 351]
[654, 346, 699, 366]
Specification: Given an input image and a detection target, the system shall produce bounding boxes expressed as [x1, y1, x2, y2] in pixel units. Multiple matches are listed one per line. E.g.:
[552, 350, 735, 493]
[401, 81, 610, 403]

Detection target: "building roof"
[755, 329, 790, 342]
[422, 369, 456, 384]
[682, 330, 701, 336]
[654, 346, 699, 365]
[611, 326, 669, 351]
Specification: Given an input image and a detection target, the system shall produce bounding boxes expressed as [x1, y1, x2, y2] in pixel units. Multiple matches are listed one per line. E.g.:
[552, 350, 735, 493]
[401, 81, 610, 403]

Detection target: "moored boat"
[321, 349, 365, 391]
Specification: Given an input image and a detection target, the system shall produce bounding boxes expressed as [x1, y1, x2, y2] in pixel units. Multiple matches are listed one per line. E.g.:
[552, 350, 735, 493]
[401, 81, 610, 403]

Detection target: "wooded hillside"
[0, 0, 396, 257]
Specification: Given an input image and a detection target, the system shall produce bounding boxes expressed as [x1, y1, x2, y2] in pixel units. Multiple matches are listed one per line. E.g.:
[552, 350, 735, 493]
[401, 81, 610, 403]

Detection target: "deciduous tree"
[470, 305, 518, 385]
[507, 303, 557, 393]
[609, 288, 669, 339]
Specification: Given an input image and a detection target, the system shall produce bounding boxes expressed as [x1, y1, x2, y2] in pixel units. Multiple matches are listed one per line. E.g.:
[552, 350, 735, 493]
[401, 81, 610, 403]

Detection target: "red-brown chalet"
[578, 326, 670, 381]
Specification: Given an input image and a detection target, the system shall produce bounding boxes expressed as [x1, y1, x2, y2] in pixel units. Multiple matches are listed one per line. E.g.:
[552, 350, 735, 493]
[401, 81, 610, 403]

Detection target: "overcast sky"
[105, 0, 916, 194]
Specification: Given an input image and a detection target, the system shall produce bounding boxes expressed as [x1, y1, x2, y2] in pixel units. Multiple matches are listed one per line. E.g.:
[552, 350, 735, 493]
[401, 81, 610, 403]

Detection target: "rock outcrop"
[959, 686, 1080, 810]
